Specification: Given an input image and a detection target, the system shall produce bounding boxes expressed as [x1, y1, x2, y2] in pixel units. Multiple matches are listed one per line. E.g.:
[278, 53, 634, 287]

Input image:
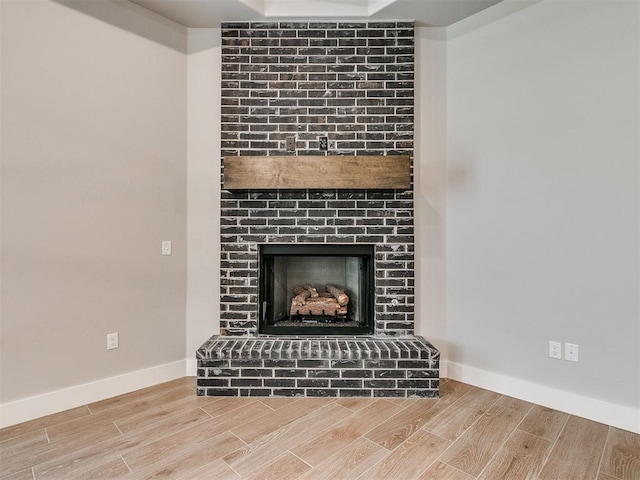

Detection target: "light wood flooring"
[1, 377, 638, 480]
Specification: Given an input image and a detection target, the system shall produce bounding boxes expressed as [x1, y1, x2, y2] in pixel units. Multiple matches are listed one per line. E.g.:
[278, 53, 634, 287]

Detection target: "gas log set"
[290, 284, 350, 323]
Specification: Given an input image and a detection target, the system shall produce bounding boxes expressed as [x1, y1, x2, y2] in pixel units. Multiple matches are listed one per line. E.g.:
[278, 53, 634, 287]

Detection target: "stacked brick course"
[220, 21, 414, 157]
[219, 21, 415, 338]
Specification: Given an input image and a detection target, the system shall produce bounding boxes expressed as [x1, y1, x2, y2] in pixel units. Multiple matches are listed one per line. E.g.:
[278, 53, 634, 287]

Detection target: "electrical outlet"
[107, 332, 119, 350]
[549, 340, 562, 359]
[286, 136, 295, 151]
[318, 136, 328, 151]
[565, 342, 579, 362]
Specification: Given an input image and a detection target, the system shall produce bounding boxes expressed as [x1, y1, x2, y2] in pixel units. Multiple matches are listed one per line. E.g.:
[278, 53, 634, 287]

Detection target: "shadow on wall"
[447, 155, 477, 194]
[54, 0, 189, 53]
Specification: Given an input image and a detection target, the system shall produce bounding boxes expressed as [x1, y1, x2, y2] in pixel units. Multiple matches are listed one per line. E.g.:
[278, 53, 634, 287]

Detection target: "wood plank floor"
[1, 377, 638, 480]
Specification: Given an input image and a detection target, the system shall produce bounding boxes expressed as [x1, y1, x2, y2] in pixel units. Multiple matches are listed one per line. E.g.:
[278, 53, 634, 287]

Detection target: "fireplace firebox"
[259, 244, 374, 335]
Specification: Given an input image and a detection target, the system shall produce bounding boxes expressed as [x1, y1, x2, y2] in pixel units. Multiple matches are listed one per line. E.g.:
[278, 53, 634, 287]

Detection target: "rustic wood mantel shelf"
[223, 155, 411, 190]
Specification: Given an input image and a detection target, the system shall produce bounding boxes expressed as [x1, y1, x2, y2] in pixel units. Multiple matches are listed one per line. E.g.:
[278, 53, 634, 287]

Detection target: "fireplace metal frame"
[258, 244, 375, 336]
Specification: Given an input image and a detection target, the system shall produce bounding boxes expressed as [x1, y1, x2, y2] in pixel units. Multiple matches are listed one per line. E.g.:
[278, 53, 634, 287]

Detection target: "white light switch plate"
[162, 241, 172, 256]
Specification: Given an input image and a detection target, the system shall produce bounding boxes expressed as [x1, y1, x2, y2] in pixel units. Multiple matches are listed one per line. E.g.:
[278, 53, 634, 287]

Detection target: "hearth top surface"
[197, 335, 439, 363]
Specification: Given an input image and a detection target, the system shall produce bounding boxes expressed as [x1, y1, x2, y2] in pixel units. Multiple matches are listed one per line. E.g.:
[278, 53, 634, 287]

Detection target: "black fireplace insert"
[259, 244, 374, 335]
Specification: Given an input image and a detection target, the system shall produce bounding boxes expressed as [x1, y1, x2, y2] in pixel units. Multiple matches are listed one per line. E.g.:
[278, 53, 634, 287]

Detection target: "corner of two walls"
[414, 27, 448, 370]
[186, 28, 223, 372]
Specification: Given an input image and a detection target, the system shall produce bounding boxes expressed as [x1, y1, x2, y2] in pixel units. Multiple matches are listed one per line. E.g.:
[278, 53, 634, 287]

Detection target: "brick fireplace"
[197, 20, 439, 398]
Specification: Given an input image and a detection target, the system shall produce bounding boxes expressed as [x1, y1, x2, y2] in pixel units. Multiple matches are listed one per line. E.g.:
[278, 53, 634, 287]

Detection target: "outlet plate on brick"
[286, 136, 295, 151]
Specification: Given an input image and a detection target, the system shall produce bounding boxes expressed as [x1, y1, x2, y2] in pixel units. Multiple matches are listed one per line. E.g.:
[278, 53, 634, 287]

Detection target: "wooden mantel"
[223, 155, 411, 190]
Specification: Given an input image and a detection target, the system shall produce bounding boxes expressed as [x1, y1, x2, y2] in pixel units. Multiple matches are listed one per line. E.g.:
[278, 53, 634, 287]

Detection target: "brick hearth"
[197, 336, 439, 397]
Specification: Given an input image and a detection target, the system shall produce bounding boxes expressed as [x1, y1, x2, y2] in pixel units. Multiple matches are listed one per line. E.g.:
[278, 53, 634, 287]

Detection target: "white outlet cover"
[565, 342, 579, 362]
[107, 332, 119, 350]
[549, 340, 562, 359]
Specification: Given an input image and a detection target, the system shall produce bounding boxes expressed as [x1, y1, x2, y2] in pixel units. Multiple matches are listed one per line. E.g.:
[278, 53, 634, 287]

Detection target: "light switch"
[162, 241, 172, 256]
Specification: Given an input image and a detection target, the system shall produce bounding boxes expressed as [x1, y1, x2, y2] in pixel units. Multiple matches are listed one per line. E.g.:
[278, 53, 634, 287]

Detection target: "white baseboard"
[445, 361, 640, 434]
[0, 360, 188, 429]
[4, 359, 637, 433]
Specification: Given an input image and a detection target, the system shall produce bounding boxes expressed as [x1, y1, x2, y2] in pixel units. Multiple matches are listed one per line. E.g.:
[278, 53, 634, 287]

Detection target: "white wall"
[414, 27, 448, 366]
[186, 28, 221, 372]
[445, 0, 639, 420]
[1, 0, 187, 416]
